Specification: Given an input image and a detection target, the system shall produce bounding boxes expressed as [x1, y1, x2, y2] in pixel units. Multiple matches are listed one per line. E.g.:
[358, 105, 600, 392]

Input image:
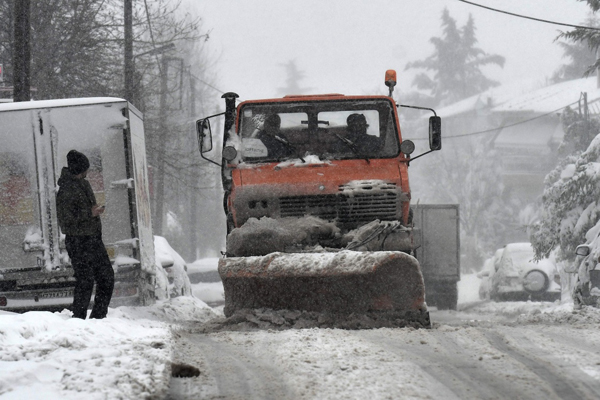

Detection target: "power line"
[189, 71, 226, 95]
[410, 99, 580, 140]
[457, 0, 600, 31]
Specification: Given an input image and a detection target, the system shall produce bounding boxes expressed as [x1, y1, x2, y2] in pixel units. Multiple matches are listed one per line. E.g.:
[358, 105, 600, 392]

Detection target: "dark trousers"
[65, 235, 115, 319]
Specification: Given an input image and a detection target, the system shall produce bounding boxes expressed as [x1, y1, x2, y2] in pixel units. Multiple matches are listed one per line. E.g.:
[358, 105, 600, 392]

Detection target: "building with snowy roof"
[437, 76, 600, 205]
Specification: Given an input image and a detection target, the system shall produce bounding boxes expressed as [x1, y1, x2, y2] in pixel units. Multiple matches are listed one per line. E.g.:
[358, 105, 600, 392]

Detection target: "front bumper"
[0, 265, 144, 313]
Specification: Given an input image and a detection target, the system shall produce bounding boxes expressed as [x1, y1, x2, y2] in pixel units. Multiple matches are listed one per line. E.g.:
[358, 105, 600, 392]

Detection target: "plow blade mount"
[219, 250, 428, 321]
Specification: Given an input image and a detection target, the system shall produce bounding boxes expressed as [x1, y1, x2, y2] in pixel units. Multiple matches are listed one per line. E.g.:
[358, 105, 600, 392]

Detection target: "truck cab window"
[238, 100, 399, 163]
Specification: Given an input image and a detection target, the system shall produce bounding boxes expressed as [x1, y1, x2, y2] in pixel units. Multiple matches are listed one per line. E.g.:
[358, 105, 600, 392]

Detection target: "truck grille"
[279, 191, 399, 223]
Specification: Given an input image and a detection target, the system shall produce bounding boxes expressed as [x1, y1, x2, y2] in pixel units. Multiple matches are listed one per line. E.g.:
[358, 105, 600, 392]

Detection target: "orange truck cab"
[197, 70, 441, 253]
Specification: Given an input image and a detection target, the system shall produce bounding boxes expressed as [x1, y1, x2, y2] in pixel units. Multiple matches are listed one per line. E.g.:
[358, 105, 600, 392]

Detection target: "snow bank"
[0, 297, 217, 399]
[0, 310, 170, 399]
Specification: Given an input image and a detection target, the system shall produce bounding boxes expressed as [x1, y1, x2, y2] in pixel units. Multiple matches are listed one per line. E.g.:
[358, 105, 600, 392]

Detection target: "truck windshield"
[238, 99, 400, 163]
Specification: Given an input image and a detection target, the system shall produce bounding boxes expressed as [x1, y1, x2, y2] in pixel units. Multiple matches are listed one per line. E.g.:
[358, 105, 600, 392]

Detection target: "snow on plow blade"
[219, 250, 429, 326]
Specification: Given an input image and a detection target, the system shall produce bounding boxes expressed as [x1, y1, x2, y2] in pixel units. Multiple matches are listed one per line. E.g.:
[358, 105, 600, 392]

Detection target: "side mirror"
[197, 119, 213, 153]
[429, 116, 441, 151]
[575, 244, 591, 257]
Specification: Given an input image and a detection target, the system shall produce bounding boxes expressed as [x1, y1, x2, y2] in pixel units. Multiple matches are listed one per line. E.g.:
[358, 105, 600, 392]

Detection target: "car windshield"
[238, 99, 400, 163]
[510, 250, 535, 265]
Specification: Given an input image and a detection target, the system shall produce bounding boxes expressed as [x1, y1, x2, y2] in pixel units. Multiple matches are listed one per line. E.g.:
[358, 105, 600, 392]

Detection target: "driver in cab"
[253, 114, 293, 159]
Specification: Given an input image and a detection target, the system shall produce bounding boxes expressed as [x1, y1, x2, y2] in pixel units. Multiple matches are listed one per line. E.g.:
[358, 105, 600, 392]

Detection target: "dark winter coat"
[56, 167, 102, 237]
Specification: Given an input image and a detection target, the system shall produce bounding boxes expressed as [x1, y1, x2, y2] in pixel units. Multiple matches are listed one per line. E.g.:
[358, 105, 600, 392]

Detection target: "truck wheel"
[435, 282, 458, 310]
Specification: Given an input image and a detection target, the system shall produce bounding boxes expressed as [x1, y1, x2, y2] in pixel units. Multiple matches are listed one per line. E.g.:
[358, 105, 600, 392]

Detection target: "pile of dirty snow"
[516, 304, 600, 325]
[226, 216, 340, 256]
[195, 308, 430, 332]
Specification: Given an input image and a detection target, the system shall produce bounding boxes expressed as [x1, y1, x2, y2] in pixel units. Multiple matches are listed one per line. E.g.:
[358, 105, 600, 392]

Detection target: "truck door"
[48, 103, 136, 261]
[0, 109, 45, 272]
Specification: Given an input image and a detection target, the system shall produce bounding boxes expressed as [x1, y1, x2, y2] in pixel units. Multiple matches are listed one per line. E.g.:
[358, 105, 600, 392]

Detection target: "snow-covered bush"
[530, 133, 600, 263]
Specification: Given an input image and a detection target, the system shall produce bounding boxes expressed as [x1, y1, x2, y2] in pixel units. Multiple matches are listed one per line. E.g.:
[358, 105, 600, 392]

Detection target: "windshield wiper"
[274, 135, 305, 163]
[333, 134, 370, 163]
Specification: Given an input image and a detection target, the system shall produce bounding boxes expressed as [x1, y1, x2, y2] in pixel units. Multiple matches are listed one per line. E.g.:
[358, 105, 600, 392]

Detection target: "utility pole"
[13, 0, 31, 102]
[153, 56, 170, 235]
[124, 0, 134, 103]
[188, 74, 198, 260]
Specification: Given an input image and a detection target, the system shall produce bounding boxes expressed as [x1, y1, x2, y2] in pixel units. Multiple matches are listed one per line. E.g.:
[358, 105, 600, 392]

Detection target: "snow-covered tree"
[530, 134, 600, 262]
[404, 8, 505, 107]
[558, 106, 600, 157]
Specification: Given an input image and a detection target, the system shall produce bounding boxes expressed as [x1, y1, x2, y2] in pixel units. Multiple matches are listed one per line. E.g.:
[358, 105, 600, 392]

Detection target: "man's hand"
[92, 205, 105, 217]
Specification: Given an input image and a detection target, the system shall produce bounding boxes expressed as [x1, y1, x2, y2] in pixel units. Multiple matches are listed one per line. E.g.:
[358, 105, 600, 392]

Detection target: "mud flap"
[219, 251, 428, 325]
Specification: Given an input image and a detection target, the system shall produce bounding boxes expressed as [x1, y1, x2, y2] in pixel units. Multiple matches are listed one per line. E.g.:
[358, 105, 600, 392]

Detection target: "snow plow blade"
[218, 251, 429, 327]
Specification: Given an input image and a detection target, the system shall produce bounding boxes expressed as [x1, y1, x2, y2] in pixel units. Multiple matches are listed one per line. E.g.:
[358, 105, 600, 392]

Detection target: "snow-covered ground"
[0, 297, 217, 399]
[3, 270, 600, 399]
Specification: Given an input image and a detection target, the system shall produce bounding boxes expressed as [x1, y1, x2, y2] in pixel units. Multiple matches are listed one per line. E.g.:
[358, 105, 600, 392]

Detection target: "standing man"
[56, 150, 114, 319]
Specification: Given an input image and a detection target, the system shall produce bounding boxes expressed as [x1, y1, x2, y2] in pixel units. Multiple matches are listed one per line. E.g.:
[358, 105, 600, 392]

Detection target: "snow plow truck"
[197, 70, 447, 327]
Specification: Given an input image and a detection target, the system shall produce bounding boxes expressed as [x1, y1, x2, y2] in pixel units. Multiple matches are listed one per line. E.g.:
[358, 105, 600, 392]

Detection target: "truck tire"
[435, 282, 458, 310]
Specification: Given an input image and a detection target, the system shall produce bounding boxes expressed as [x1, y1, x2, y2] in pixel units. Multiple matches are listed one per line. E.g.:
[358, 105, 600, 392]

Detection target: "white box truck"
[0, 98, 156, 312]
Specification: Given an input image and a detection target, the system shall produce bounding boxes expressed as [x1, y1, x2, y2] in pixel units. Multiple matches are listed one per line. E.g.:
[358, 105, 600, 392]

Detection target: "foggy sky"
[194, 0, 591, 107]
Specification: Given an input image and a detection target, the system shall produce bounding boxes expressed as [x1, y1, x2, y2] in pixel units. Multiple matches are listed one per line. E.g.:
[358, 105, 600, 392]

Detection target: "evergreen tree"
[277, 60, 311, 96]
[405, 8, 505, 107]
[557, 1, 600, 76]
[552, 17, 599, 82]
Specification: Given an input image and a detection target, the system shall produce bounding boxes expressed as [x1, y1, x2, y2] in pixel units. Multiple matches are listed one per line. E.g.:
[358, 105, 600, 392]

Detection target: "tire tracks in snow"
[358, 327, 545, 400]
[485, 327, 600, 399]
[167, 329, 293, 400]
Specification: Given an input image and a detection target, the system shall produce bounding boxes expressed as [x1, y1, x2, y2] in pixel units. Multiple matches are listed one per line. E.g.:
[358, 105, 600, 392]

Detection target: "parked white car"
[477, 248, 504, 300]
[490, 243, 560, 302]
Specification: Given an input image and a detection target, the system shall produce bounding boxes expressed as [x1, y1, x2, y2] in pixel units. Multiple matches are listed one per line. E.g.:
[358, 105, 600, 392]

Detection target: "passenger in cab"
[345, 113, 382, 155]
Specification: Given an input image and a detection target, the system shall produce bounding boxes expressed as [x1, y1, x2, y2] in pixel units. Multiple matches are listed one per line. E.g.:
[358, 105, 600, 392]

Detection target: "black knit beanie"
[67, 150, 90, 175]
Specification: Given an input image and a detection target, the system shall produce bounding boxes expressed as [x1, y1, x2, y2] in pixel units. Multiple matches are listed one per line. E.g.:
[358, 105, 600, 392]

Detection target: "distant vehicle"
[568, 241, 600, 308]
[490, 243, 560, 302]
[477, 248, 504, 300]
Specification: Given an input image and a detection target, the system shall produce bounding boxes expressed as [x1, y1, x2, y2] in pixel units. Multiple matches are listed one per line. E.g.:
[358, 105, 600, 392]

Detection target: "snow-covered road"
[3, 273, 600, 399]
[169, 305, 600, 400]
